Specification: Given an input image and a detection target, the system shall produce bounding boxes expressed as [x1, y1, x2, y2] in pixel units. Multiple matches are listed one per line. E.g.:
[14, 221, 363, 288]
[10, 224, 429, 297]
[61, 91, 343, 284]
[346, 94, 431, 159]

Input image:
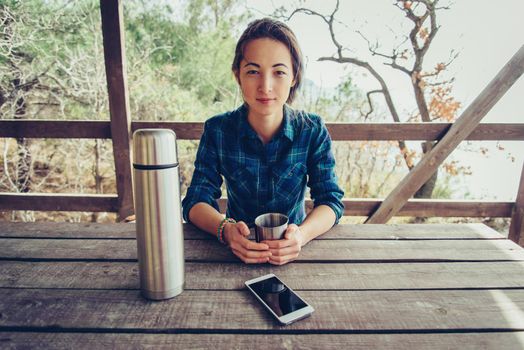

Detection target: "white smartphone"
[245, 273, 314, 325]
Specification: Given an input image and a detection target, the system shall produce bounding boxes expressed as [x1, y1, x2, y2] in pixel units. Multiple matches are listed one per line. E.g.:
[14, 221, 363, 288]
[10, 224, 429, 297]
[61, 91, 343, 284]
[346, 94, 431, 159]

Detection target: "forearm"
[188, 202, 225, 238]
[298, 205, 337, 245]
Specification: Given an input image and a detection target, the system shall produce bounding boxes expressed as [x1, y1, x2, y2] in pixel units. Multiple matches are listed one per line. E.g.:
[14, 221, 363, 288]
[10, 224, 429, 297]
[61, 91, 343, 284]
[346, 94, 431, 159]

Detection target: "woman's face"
[236, 38, 295, 120]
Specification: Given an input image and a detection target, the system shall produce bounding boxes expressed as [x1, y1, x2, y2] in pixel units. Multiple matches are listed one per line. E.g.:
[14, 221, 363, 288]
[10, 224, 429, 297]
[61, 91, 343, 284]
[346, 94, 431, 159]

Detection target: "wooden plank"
[0, 222, 504, 240]
[1, 289, 524, 331]
[1, 238, 523, 262]
[132, 121, 203, 140]
[0, 221, 138, 239]
[0, 120, 112, 138]
[0, 193, 118, 212]
[367, 45, 524, 224]
[0, 194, 513, 218]
[2, 261, 524, 290]
[100, 0, 133, 220]
[2, 120, 523, 141]
[1, 332, 522, 350]
[509, 161, 524, 246]
[336, 199, 514, 217]
[327, 122, 524, 141]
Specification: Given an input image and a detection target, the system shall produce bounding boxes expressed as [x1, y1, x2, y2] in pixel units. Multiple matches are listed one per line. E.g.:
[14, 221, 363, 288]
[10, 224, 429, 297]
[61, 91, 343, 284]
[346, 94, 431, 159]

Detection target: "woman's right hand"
[223, 221, 271, 264]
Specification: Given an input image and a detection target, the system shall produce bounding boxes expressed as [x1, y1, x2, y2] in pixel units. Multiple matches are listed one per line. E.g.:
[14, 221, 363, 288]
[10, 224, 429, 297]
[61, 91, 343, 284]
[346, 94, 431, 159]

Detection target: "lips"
[256, 98, 276, 104]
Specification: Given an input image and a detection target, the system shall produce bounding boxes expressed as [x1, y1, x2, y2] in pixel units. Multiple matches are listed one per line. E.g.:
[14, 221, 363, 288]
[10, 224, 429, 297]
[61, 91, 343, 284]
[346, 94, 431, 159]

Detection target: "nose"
[258, 73, 273, 93]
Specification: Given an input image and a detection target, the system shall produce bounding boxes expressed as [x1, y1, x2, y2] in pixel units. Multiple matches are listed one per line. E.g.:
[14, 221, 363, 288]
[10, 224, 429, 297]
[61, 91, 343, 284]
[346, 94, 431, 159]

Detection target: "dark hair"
[232, 18, 303, 104]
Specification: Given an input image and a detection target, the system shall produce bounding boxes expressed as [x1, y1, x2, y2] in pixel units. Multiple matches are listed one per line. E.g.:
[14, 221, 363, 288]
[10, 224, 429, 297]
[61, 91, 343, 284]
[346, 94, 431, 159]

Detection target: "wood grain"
[1, 222, 523, 349]
[0, 193, 118, 212]
[0, 222, 503, 240]
[1, 332, 522, 350]
[100, 0, 133, 220]
[1, 289, 524, 331]
[1, 237, 523, 262]
[0, 194, 514, 218]
[2, 261, 524, 290]
[509, 161, 524, 246]
[2, 120, 523, 141]
[0, 120, 112, 138]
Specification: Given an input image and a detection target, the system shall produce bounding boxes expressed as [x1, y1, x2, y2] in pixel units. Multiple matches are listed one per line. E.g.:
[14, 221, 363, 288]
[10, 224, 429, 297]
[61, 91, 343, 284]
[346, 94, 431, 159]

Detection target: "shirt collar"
[237, 104, 295, 142]
[281, 104, 295, 142]
[238, 104, 257, 139]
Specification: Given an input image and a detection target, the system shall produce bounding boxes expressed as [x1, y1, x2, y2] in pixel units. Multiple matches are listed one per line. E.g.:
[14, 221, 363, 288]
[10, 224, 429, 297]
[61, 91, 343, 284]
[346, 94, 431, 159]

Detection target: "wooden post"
[100, 0, 134, 220]
[508, 161, 524, 245]
[366, 45, 524, 224]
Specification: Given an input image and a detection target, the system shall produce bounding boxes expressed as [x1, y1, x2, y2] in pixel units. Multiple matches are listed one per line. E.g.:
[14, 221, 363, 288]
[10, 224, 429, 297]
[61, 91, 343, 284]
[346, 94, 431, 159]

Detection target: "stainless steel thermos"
[132, 129, 184, 300]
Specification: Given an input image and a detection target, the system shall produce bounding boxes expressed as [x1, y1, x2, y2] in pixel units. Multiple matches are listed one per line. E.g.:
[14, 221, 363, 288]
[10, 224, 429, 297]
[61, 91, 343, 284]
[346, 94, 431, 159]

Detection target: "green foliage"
[122, 0, 247, 120]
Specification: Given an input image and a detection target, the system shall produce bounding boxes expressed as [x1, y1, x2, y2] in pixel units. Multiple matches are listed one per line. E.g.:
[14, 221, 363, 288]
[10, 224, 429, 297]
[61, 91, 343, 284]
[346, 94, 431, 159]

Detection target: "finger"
[232, 248, 270, 263]
[236, 221, 251, 236]
[284, 224, 299, 240]
[230, 240, 271, 258]
[229, 232, 265, 250]
[233, 244, 271, 258]
[244, 239, 270, 251]
[270, 245, 300, 257]
[269, 253, 298, 265]
[232, 249, 269, 264]
[263, 239, 292, 249]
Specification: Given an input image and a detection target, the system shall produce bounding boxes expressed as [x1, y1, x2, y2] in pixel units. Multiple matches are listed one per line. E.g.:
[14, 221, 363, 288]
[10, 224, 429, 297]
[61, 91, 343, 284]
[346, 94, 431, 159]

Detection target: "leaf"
[419, 27, 429, 40]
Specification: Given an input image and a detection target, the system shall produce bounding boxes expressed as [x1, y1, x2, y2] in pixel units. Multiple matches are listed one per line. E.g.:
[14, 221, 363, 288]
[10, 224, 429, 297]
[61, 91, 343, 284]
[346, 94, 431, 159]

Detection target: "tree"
[285, 0, 462, 199]
[0, 0, 251, 222]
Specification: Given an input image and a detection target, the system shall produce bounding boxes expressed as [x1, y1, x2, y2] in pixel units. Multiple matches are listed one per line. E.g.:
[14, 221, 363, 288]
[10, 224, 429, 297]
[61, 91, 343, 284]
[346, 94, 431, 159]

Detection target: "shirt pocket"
[225, 167, 257, 198]
[272, 162, 307, 201]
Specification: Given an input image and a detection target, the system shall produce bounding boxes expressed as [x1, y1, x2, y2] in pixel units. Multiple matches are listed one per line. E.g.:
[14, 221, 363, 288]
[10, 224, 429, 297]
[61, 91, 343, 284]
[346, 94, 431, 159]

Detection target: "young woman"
[182, 18, 344, 265]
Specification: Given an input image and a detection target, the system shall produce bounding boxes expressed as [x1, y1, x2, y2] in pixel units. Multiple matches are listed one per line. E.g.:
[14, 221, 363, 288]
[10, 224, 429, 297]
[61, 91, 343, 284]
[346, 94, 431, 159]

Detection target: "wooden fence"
[0, 121, 522, 220]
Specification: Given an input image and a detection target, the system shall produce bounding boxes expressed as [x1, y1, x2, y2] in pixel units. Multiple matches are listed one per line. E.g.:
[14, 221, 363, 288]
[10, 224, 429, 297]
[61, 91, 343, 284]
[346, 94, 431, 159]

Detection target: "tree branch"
[288, 0, 343, 58]
[361, 89, 382, 120]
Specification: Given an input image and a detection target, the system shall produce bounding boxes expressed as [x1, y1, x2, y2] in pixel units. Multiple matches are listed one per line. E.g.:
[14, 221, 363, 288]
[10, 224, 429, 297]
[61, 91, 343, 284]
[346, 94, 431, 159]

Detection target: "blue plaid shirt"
[182, 104, 344, 226]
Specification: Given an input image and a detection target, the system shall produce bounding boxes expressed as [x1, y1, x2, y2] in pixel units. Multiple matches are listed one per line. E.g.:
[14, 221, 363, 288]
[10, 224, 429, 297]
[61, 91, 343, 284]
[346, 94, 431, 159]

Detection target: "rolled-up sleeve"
[306, 118, 345, 224]
[182, 120, 223, 223]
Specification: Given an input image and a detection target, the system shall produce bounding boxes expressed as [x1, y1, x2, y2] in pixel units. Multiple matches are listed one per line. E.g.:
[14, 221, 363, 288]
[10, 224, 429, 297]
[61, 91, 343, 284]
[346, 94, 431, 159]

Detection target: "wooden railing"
[0, 121, 521, 218]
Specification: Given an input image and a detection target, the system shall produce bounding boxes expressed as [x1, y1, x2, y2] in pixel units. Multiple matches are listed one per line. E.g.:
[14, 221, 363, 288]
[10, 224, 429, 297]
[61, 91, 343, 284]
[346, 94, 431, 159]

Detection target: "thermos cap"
[133, 129, 178, 167]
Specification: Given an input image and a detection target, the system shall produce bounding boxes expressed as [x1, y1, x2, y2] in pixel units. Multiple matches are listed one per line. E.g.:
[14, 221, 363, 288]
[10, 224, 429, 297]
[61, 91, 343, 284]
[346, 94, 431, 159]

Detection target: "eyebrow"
[243, 62, 289, 69]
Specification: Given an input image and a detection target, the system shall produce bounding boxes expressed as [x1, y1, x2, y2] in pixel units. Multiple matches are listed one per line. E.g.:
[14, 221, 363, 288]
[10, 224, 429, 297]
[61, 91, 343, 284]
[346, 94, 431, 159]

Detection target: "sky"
[246, 0, 524, 200]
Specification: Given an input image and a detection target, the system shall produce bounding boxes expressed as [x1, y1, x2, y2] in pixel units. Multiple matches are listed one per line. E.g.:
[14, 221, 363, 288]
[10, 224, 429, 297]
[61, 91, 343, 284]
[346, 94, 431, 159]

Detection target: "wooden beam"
[1, 120, 523, 141]
[339, 199, 514, 217]
[132, 121, 203, 139]
[1, 194, 513, 218]
[0, 120, 112, 138]
[326, 122, 524, 141]
[508, 161, 524, 245]
[0, 193, 118, 212]
[366, 45, 524, 224]
[217, 198, 513, 217]
[100, 0, 133, 220]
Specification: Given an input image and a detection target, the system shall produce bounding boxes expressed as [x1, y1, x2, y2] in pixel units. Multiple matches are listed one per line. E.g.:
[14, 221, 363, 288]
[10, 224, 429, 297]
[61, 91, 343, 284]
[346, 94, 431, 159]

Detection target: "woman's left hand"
[263, 224, 304, 265]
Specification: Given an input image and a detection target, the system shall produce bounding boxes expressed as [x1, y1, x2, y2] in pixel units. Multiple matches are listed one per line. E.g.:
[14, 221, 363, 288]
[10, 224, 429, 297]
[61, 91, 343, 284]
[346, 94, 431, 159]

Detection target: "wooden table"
[1, 222, 524, 349]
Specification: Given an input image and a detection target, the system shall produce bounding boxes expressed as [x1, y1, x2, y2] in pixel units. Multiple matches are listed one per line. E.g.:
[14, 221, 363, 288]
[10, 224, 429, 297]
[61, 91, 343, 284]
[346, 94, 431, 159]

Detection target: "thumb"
[236, 221, 250, 236]
[284, 224, 298, 240]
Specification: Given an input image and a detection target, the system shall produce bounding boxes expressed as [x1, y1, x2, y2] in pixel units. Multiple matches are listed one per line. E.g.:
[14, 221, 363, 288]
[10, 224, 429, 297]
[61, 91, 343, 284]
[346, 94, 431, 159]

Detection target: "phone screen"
[249, 276, 307, 316]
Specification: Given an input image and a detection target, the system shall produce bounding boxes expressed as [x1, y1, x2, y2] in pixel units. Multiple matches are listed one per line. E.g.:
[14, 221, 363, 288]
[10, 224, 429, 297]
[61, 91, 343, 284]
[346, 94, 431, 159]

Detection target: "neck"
[247, 107, 284, 144]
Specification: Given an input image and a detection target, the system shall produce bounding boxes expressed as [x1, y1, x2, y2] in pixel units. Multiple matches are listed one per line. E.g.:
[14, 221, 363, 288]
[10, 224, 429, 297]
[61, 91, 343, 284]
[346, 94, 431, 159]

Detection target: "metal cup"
[254, 213, 289, 243]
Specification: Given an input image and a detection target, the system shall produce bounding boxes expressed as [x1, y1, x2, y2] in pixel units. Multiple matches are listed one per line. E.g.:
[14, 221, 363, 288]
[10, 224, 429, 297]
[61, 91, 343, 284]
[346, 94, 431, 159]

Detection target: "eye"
[275, 70, 287, 76]
[246, 70, 259, 75]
